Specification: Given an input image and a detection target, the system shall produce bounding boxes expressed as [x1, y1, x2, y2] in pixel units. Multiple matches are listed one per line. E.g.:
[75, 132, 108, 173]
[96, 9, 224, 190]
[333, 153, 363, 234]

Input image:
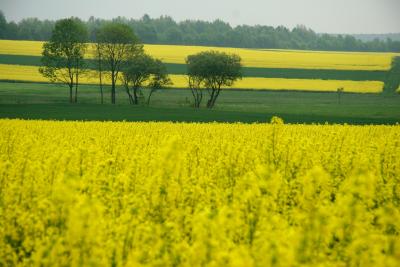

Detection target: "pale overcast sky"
[1, 0, 399, 34]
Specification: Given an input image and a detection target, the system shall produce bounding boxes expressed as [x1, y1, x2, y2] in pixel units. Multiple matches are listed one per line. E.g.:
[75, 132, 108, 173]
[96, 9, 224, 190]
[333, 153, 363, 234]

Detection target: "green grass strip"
[0, 54, 387, 81]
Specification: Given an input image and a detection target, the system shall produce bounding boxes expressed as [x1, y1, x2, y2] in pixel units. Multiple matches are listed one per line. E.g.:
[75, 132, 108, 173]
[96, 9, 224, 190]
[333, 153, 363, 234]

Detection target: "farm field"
[0, 64, 384, 93]
[0, 54, 388, 81]
[1, 119, 399, 266]
[1, 3, 400, 267]
[0, 40, 396, 70]
[0, 40, 397, 93]
[1, 82, 399, 124]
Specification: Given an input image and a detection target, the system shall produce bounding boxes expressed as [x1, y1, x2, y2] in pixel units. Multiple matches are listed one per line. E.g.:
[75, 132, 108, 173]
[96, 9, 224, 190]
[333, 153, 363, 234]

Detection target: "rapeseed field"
[0, 64, 384, 93]
[1, 119, 399, 266]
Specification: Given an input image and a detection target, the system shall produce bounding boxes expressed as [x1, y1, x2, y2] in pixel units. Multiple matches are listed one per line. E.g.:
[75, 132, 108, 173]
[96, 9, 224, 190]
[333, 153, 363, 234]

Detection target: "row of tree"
[39, 18, 242, 108]
[1, 11, 400, 52]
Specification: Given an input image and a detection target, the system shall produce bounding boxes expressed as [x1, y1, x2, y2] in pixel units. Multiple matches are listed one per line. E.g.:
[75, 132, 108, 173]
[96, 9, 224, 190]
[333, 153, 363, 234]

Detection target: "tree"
[39, 18, 87, 103]
[186, 55, 205, 108]
[121, 54, 171, 105]
[17, 18, 54, 40]
[186, 51, 242, 108]
[96, 23, 143, 104]
[146, 59, 172, 105]
[0, 10, 6, 39]
[5, 22, 18, 39]
[383, 56, 400, 95]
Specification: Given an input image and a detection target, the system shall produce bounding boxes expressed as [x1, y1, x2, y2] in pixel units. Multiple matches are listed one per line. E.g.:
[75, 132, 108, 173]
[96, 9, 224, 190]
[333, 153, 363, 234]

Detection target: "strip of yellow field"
[172, 75, 383, 93]
[0, 40, 396, 71]
[0, 64, 383, 93]
[144, 45, 395, 71]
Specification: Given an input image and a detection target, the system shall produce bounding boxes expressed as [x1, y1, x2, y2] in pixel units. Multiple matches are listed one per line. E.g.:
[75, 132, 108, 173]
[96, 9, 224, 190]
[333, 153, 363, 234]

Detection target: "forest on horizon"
[1, 10, 400, 52]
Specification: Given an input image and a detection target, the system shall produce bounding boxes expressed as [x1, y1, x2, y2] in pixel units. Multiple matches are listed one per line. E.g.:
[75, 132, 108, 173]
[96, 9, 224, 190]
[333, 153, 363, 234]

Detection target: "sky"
[1, 0, 399, 34]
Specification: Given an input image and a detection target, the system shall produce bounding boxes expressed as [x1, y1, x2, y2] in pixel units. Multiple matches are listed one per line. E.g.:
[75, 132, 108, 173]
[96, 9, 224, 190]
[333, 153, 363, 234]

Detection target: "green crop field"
[1, 82, 399, 124]
[0, 54, 388, 81]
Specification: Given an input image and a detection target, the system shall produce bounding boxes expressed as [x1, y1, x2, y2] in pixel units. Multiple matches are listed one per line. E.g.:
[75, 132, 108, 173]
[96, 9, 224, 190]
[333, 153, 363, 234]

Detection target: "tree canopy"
[186, 51, 242, 108]
[39, 18, 88, 103]
[121, 53, 171, 105]
[0, 11, 6, 39]
[95, 22, 143, 104]
[383, 57, 400, 95]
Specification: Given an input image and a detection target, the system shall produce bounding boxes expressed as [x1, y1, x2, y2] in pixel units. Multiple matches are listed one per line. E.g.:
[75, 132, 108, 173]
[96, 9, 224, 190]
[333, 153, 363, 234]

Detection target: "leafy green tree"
[5, 22, 18, 39]
[133, 15, 158, 44]
[121, 54, 171, 105]
[186, 51, 242, 108]
[383, 57, 400, 95]
[96, 23, 143, 104]
[121, 53, 152, 105]
[39, 18, 87, 103]
[16, 18, 54, 40]
[0, 10, 6, 39]
[162, 28, 183, 44]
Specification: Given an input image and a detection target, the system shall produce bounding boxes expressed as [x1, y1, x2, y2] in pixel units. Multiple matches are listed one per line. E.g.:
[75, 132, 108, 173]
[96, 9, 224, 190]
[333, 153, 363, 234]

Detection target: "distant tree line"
[39, 18, 242, 108]
[1, 11, 400, 52]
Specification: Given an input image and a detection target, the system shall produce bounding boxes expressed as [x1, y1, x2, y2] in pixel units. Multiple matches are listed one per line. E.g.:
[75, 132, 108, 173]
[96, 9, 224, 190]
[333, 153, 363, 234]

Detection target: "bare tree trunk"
[122, 79, 133, 104]
[210, 88, 221, 108]
[147, 90, 154, 106]
[191, 89, 195, 107]
[189, 77, 203, 108]
[69, 83, 73, 103]
[207, 89, 216, 108]
[74, 73, 78, 103]
[133, 87, 138, 105]
[97, 45, 104, 104]
[100, 74, 104, 104]
[128, 89, 134, 104]
[195, 89, 203, 108]
[207, 86, 222, 109]
[190, 88, 199, 108]
[99, 63, 104, 104]
[111, 70, 116, 104]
